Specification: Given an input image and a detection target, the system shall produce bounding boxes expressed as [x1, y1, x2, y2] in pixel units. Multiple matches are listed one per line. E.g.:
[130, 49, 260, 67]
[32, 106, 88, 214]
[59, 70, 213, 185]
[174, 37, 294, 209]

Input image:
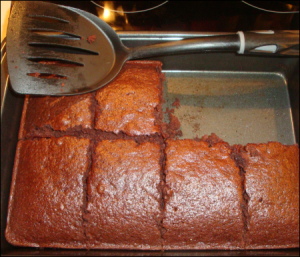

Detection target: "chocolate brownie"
[95, 61, 164, 137]
[5, 137, 91, 248]
[86, 139, 163, 249]
[18, 93, 94, 139]
[163, 139, 244, 249]
[237, 142, 299, 249]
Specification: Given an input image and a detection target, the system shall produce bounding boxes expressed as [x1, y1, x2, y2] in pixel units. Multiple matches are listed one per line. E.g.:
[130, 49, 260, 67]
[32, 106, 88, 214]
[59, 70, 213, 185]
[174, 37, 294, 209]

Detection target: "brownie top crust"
[86, 139, 163, 249]
[5, 137, 90, 248]
[163, 139, 244, 250]
[19, 94, 93, 139]
[241, 142, 299, 249]
[95, 61, 164, 136]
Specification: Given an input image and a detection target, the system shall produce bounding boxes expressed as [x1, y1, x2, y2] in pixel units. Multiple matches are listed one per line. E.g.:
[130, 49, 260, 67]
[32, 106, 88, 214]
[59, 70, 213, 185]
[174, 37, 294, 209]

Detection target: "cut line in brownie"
[94, 130, 164, 146]
[233, 142, 299, 249]
[163, 139, 245, 250]
[95, 61, 165, 137]
[5, 137, 91, 248]
[18, 93, 95, 139]
[86, 139, 163, 250]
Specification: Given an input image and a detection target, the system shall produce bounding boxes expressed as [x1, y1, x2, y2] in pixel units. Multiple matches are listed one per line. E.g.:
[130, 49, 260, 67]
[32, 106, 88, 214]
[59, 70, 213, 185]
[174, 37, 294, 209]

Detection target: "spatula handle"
[237, 30, 299, 56]
[129, 34, 240, 59]
[129, 31, 299, 59]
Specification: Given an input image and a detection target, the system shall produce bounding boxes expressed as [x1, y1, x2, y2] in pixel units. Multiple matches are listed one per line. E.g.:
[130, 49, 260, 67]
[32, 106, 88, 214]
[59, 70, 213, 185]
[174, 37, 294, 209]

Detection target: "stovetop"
[46, 1, 299, 32]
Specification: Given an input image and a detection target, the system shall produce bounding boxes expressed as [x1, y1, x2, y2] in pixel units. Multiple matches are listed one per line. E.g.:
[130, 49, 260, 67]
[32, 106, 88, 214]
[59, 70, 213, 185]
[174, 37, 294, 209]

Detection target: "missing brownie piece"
[163, 139, 244, 250]
[18, 93, 94, 139]
[5, 137, 91, 248]
[236, 142, 299, 249]
[95, 61, 164, 137]
[86, 139, 163, 250]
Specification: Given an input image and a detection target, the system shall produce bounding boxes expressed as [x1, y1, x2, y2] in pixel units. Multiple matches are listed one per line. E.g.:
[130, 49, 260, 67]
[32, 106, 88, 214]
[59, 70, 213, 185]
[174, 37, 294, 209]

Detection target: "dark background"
[45, 1, 299, 31]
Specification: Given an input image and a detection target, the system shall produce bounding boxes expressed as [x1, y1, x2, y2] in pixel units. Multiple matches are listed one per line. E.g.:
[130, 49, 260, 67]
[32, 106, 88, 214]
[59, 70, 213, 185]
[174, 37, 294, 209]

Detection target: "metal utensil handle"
[129, 34, 240, 59]
[129, 31, 299, 59]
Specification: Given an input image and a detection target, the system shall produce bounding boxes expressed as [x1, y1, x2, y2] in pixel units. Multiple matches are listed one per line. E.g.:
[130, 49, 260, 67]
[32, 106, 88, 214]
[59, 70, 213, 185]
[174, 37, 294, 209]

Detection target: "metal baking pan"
[1, 32, 299, 256]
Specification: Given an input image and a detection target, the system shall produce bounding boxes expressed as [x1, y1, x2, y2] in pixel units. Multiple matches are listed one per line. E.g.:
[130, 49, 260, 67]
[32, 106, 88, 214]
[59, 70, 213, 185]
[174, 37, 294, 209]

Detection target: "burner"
[42, 1, 299, 32]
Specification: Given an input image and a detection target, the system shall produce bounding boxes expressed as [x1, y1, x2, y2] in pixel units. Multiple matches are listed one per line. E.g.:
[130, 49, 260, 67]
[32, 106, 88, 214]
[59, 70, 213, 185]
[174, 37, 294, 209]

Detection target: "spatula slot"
[29, 29, 81, 40]
[27, 57, 84, 67]
[28, 43, 99, 55]
[28, 15, 69, 24]
[27, 72, 68, 79]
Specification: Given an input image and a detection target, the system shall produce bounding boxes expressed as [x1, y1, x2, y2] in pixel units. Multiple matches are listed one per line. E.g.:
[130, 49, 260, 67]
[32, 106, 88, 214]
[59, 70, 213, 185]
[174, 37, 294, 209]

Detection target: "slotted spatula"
[6, 1, 299, 95]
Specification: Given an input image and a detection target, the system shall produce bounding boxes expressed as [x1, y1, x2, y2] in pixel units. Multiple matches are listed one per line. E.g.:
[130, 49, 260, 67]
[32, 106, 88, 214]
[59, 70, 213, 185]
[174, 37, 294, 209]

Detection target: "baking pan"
[1, 32, 299, 256]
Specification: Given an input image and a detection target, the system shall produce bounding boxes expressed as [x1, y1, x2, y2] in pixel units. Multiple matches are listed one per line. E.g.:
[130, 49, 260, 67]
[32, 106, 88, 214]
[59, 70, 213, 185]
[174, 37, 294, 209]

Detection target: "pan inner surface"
[163, 70, 295, 145]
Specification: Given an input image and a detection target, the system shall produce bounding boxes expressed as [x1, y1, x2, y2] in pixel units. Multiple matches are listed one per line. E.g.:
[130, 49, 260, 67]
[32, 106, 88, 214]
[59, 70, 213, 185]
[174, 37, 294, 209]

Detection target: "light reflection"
[103, 8, 110, 19]
[97, 1, 116, 22]
[286, 4, 293, 10]
[116, 5, 125, 16]
[96, 1, 130, 30]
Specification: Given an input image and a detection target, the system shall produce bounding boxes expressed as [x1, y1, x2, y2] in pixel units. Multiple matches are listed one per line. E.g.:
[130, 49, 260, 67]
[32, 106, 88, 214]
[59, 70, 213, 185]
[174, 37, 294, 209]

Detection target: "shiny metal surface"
[6, 1, 118, 95]
[1, 40, 9, 115]
[163, 70, 295, 145]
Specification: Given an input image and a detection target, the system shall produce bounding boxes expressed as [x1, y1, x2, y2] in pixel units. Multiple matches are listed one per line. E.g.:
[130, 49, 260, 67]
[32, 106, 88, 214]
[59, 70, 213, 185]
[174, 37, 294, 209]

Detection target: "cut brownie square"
[95, 61, 164, 137]
[5, 137, 91, 248]
[18, 93, 94, 139]
[86, 139, 163, 249]
[163, 139, 244, 250]
[238, 142, 299, 249]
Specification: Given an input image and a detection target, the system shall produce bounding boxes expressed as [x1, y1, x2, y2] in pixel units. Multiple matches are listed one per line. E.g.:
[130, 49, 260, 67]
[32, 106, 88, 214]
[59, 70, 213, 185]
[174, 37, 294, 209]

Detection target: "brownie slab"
[95, 61, 164, 137]
[86, 139, 163, 249]
[19, 94, 94, 139]
[163, 139, 244, 250]
[239, 142, 299, 249]
[5, 137, 90, 248]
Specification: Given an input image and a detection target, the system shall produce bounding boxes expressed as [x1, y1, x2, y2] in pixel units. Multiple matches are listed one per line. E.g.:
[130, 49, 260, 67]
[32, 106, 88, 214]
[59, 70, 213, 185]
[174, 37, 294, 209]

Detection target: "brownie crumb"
[194, 135, 201, 142]
[201, 133, 224, 147]
[172, 98, 180, 109]
[165, 107, 174, 115]
[169, 114, 181, 133]
[32, 72, 40, 78]
[162, 113, 182, 139]
[87, 35, 96, 44]
[46, 74, 56, 79]
[230, 144, 249, 170]
[45, 74, 67, 79]
[40, 61, 56, 65]
[28, 73, 67, 79]
[38, 61, 78, 67]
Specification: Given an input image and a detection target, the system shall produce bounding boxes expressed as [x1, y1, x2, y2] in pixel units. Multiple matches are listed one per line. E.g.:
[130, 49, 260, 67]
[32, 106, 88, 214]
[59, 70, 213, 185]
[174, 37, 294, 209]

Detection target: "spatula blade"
[6, 1, 119, 95]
